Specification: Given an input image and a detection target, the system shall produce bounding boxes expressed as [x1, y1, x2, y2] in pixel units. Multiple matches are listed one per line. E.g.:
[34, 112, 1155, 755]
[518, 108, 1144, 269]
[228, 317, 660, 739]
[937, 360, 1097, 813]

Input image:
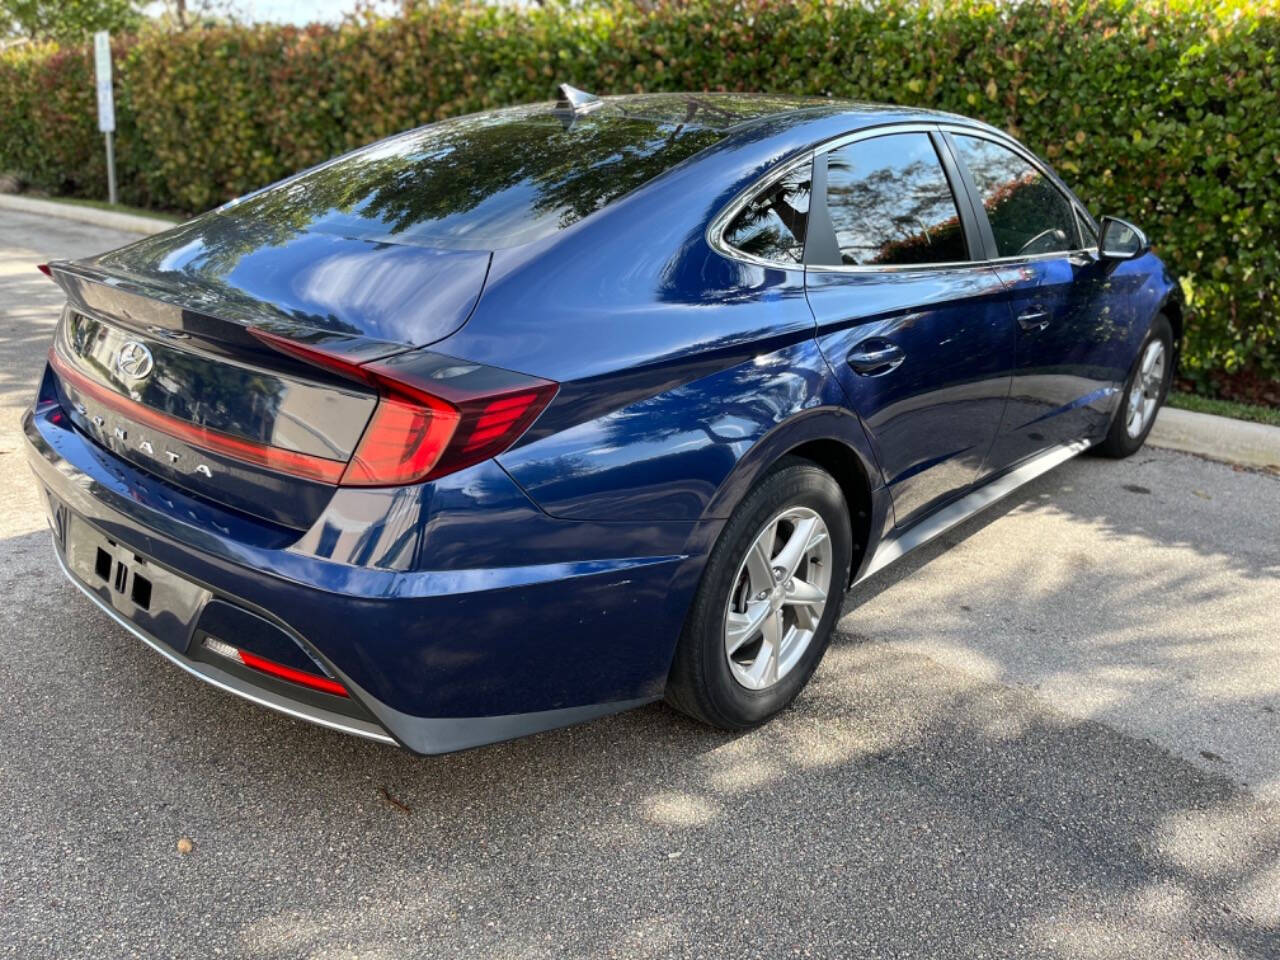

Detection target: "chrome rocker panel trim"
[856, 439, 1090, 584]
[51, 537, 399, 746]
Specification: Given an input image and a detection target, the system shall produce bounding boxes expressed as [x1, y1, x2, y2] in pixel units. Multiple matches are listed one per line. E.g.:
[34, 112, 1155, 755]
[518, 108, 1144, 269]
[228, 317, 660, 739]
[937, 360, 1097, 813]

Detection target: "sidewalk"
[0, 193, 173, 236]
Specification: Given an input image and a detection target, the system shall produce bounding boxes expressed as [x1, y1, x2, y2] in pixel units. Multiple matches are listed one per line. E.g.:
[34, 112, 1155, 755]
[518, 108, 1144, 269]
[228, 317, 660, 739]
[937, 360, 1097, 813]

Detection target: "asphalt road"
[1, 209, 1278, 959]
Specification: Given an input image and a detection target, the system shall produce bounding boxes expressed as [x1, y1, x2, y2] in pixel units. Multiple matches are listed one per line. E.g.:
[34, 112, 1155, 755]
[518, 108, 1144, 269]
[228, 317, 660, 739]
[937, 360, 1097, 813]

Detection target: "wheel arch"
[1157, 291, 1184, 375]
[701, 407, 885, 582]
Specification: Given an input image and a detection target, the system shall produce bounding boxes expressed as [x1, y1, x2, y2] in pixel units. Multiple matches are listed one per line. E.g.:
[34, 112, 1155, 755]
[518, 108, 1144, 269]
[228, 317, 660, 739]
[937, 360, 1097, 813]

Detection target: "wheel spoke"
[763, 643, 780, 686]
[792, 599, 819, 631]
[745, 532, 776, 591]
[772, 514, 818, 580]
[750, 611, 781, 686]
[725, 601, 770, 656]
[1145, 355, 1165, 395]
[740, 612, 781, 688]
[1141, 345, 1158, 376]
[784, 576, 827, 608]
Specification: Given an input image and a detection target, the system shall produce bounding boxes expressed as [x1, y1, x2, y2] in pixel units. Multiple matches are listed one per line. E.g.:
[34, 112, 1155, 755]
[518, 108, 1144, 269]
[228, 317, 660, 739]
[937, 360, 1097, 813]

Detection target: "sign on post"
[93, 31, 117, 204]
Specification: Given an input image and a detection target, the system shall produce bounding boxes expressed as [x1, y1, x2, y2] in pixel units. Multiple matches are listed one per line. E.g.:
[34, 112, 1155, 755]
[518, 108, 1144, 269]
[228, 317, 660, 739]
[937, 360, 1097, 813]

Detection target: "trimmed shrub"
[1, 0, 1276, 387]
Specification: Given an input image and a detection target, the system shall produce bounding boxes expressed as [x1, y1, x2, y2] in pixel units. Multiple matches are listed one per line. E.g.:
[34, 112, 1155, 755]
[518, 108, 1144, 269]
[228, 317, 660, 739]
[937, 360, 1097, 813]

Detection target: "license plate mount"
[60, 513, 211, 653]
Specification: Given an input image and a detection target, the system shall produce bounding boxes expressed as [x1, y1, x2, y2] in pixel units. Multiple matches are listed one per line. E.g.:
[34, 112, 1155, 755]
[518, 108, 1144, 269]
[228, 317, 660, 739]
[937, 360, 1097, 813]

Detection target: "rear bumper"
[49, 533, 396, 745]
[24, 391, 708, 753]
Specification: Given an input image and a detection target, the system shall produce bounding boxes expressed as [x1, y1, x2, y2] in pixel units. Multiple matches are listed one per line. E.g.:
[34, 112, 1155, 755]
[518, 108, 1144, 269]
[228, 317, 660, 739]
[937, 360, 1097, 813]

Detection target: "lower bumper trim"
[51, 535, 398, 746]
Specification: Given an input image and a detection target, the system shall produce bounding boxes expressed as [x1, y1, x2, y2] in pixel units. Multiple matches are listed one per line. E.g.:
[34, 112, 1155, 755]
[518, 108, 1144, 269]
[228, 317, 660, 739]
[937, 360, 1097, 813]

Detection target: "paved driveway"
[1, 210, 1278, 959]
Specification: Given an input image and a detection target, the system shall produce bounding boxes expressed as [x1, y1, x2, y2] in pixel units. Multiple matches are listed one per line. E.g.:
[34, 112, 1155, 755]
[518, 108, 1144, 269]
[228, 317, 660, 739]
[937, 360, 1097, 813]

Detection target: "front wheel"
[1095, 314, 1173, 459]
[666, 457, 852, 730]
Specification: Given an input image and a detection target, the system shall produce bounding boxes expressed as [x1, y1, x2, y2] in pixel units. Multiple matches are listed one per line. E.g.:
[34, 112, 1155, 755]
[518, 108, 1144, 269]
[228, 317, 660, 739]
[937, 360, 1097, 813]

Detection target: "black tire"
[666, 457, 853, 730]
[1094, 314, 1174, 459]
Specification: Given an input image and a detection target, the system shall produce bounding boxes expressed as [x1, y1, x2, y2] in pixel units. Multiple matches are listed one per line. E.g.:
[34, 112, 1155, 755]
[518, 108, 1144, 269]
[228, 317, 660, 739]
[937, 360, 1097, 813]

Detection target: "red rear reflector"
[37, 263, 52, 277]
[250, 327, 557, 487]
[237, 650, 350, 697]
[202, 636, 349, 697]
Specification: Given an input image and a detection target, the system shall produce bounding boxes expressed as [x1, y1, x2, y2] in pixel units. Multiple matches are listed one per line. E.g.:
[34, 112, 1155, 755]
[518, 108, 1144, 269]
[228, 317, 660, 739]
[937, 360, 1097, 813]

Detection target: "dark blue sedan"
[25, 89, 1180, 752]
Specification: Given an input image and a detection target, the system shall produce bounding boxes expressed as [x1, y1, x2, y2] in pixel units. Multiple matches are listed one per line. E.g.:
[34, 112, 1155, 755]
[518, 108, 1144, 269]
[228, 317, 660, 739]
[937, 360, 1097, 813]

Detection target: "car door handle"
[847, 341, 905, 376]
[1016, 309, 1051, 332]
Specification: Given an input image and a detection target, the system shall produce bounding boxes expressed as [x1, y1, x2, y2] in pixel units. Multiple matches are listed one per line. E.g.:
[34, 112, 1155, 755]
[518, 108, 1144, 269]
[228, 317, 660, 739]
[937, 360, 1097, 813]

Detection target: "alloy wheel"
[1125, 339, 1167, 439]
[723, 506, 833, 691]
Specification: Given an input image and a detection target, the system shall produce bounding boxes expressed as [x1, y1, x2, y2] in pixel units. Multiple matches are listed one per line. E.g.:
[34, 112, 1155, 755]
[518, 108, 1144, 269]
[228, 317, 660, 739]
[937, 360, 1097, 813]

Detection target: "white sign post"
[93, 31, 117, 205]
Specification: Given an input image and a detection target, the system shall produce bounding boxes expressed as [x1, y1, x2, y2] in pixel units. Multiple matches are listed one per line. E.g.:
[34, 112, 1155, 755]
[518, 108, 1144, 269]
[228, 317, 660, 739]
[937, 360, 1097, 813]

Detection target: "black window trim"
[708, 120, 1097, 272]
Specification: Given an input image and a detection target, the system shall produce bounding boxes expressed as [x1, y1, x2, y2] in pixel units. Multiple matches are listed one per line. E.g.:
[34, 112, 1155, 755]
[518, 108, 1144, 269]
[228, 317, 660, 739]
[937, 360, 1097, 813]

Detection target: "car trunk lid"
[39, 239, 554, 532]
[43, 272, 386, 531]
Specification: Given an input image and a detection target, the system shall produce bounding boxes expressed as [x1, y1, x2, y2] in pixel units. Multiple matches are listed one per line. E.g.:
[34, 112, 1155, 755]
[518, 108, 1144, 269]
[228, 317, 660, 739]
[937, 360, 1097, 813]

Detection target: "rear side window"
[951, 135, 1080, 258]
[822, 133, 969, 267]
[722, 165, 812, 265]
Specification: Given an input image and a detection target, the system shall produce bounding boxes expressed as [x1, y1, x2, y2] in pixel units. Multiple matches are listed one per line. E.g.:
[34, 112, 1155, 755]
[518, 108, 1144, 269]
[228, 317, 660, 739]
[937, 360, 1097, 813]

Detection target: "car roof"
[585, 92, 995, 139]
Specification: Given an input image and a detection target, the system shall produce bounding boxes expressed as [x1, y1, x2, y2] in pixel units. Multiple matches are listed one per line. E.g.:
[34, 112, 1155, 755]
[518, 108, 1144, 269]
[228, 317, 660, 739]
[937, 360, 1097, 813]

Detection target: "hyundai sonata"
[25, 88, 1180, 752]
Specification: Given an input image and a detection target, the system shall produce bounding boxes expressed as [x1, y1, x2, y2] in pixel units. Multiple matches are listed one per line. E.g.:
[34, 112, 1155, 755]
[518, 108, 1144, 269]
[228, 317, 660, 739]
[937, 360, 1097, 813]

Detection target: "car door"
[944, 131, 1126, 469]
[805, 128, 1015, 529]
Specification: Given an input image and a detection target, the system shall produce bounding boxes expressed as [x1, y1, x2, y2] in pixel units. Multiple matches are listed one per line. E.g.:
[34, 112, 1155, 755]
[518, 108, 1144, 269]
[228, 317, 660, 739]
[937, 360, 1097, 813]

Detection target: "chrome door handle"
[1016, 309, 1051, 332]
[847, 341, 905, 376]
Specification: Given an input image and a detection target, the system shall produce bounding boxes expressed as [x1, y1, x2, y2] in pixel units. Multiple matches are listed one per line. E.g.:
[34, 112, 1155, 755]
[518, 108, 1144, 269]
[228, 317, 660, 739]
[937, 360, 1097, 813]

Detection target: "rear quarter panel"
[438, 122, 886, 525]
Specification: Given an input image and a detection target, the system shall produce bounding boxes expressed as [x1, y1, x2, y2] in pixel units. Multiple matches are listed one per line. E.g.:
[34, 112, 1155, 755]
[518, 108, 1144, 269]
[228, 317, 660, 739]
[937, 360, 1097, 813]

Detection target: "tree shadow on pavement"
[1, 485, 1278, 958]
[839, 449, 1280, 804]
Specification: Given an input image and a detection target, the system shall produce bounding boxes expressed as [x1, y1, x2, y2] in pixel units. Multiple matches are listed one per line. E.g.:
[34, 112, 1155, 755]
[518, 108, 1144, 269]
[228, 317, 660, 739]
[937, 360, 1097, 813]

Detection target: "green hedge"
[1, 0, 1277, 388]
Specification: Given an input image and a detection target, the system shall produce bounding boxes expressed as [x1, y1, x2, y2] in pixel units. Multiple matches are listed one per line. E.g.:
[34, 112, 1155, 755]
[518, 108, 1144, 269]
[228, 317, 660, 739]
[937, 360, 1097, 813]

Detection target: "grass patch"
[33, 195, 181, 223]
[1167, 391, 1280, 428]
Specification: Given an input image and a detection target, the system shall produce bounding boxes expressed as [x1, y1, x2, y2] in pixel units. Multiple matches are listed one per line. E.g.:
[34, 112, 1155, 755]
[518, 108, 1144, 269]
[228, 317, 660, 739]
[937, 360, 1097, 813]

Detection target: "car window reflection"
[723, 167, 812, 264]
[824, 133, 969, 267]
[222, 105, 724, 251]
[951, 135, 1079, 258]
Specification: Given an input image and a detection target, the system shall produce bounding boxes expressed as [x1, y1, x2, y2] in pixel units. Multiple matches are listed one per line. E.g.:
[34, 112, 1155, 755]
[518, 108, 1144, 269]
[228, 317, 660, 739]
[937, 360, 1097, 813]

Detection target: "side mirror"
[1099, 216, 1149, 260]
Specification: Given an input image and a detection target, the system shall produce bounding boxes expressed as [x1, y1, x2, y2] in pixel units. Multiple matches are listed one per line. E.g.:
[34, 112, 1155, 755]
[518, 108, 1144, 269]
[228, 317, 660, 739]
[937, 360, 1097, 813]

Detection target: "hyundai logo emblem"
[116, 341, 154, 381]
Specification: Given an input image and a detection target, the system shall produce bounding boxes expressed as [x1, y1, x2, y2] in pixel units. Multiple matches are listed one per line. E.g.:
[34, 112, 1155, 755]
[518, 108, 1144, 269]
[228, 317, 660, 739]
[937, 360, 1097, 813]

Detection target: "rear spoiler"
[38, 260, 404, 372]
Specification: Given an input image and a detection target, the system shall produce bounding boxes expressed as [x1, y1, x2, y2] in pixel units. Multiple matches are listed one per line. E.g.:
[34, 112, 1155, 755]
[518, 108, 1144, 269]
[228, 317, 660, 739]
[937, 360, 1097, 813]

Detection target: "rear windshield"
[221, 105, 725, 250]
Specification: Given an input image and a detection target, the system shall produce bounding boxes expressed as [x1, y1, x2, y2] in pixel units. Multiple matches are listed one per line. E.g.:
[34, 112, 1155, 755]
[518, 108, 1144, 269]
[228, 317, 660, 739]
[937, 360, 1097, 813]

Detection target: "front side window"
[951, 135, 1080, 258]
[1076, 207, 1099, 247]
[722, 164, 812, 264]
[822, 132, 969, 267]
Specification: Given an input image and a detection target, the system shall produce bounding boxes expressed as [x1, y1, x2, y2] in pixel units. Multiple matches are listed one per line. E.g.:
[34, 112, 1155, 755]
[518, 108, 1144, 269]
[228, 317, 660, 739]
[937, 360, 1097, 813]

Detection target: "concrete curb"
[1149, 406, 1280, 471]
[0, 194, 174, 236]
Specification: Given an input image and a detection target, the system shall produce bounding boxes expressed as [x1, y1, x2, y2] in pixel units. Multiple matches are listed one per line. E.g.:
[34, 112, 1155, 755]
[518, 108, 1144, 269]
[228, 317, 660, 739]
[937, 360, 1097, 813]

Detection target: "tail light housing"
[250, 328, 557, 487]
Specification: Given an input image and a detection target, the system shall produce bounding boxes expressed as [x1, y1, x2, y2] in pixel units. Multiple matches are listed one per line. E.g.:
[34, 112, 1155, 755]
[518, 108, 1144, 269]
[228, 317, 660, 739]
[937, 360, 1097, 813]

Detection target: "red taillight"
[37, 263, 53, 277]
[340, 393, 459, 486]
[460, 393, 542, 454]
[49, 348, 347, 484]
[250, 328, 557, 487]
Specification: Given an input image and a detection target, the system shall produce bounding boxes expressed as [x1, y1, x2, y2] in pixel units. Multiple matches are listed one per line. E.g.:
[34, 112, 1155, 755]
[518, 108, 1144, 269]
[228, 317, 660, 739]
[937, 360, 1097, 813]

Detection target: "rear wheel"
[1095, 314, 1173, 459]
[666, 458, 852, 729]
